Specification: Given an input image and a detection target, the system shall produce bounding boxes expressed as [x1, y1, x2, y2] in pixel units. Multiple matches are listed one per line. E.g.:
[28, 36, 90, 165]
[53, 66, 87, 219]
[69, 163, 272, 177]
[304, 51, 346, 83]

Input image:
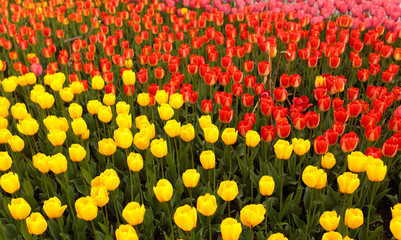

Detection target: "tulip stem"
[189, 188, 193, 207]
[174, 138, 180, 176]
[279, 159, 284, 213]
[78, 163, 89, 195]
[228, 201, 230, 217]
[42, 173, 50, 198]
[208, 216, 212, 240]
[161, 157, 165, 179]
[228, 145, 232, 180]
[137, 173, 144, 204]
[63, 173, 76, 224]
[129, 170, 134, 202]
[165, 202, 174, 240]
[305, 188, 314, 234]
[112, 191, 120, 225]
[249, 227, 253, 240]
[56, 217, 67, 240]
[366, 182, 378, 236]
[265, 196, 269, 236]
[91, 220, 99, 240]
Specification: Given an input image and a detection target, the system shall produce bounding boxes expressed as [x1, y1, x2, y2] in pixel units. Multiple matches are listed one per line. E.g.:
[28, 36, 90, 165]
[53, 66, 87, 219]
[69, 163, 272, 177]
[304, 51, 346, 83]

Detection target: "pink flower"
[30, 63, 43, 77]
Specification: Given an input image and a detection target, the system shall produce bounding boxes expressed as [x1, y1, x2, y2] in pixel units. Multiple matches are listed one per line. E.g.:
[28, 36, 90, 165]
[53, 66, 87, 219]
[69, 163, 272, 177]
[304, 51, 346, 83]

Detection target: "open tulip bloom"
[0, 0, 401, 239]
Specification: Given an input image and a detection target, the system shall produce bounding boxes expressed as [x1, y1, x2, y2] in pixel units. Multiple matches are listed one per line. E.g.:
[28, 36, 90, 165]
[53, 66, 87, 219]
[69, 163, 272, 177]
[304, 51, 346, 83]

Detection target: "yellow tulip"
[174, 204, 197, 231]
[291, 138, 311, 156]
[26, 212, 48, 235]
[245, 130, 260, 147]
[43, 197, 67, 219]
[221, 128, 238, 145]
[164, 119, 181, 138]
[150, 138, 168, 158]
[240, 204, 266, 227]
[122, 202, 145, 226]
[274, 139, 293, 160]
[153, 179, 173, 202]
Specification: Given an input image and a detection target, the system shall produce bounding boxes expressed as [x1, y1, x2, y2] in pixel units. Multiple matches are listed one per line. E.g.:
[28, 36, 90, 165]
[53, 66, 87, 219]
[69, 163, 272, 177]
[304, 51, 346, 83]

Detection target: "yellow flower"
[158, 103, 174, 121]
[71, 118, 88, 136]
[390, 216, 401, 240]
[174, 204, 197, 231]
[267, 233, 288, 240]
[197, 193, 217, 217]
[17, 117, 39, 136]
[69, 144, 86, 162]
[221, 128, 238, 145]
[115, 224, 138, 240]
[199, 115, 212, 130]
[0, 129, 12, 144]
[43, 197, 67, 219]
[220, 218, 242, 240]
[135, 115, 150, 129]
[302, 165, 327, 189]
[0, 117, 8, 129]
[164, 119, 181, 138]
[0, 151, 12, 171]
[116, 101, 130, 115]
[204, 124, 219, 144]
[70, 81, 84, 94]
[0, 172, 20, 194]
[116, 114, 132, 130]
[155, 89, 169, 105]
[291, 138, 311, 156]
[217, 180, 238, 202]
[122, 202, 145, 226]
[49, 153, 67, 174]
[240, 204, 266, 227]
[169, 93, 184, 109]
[125, 59, 133, 69]
[182, 169, 200, 188]
[315, 75, 326, 88]
[246, 130, 260, 147]
[90, 185, 109, 207]
[127, 153, 143, 172]
[392, 204, 401, 218]
[87, 100, 102, 115]
[8, 135, 25, 152]
[103, 93, 116, 106]
[122, 70, 136, 85]
[100, 169, 120, 191]
[259, 175, 275, 196]
[98, 138, 117, 156]
[92, 75, 105, 90]
[47, 129, 66, 146]
[321, 231, 342, 240]
[344, 208, 364, 229]
[137, 93, 150, 107]
[133, 132, 150, 150]
[37, 92, 55, 109]
[98, 105, 113, 123]
[153, 179, 173, 202]
[321, 152, 336, 169]
[141, 123, 155, 140]
[26, 212, 48, 235]
[150, 138, 168, 158]
[75, 196, 98, 221]
[337, 172, 360, 194]
[347, 151, 368, 173]
[274, 139, 293, 160]
[33, 153, 50, 173]
[59, 87, 74, 102]
[68, 103, 83, 119]
[114, 128, 133, 149]
[2, 77, 18, 93]
[11, 103, 28, 120]
[30, 85, 46, 103]
[8, 198, 31, 220]
[319, 211, 340, 231]
[180, 123, 195, 142]
[200, 150, 215, 170]
[366, 158, 387, 182]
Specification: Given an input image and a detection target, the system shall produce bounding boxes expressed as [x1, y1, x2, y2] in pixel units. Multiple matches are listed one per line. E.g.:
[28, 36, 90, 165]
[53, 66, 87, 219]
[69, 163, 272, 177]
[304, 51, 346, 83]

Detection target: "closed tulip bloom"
[169, 93, 184, 109]
[174, 204, 197, 231]
[246, 130, 260, 147]
[164, 120, 181, 138]
[340, 132, 359, 153]
[292, 138, 311, 156]
[150, 139, 168, 158]
[59, 87, 74, 102]
[17, 117, 39, 136]
[200, 150, 215, 169]
[69, 144, 86, 162]
[337, 172, 360, 194]
[87, 100, 102, 115]
[314, 136, 329, 155]
[127, 153, 143, 172]
[322, 231, 343, 240]
[8, 198, 31, 220]
[0, 151, 12, 171]
[204, 124, 219, 144]
[135, 115, 150, 130]
[43, 197, 67, 218]
[92, 75, 105, 90]
[302, 165, 327, 189]
[347, 151, 368, 173]
[8, 135, 25, 152]
[221, 218, 242, 240]
[344, 208, 364, 229]
[319, 211, 340, 231]
[11, 103, 28, 120]
[390, 216, 401, 240]
[158, 104, 174, 120]
[274, 140, 293, 160]
[180, 123, 195, 142]
[75, 196, 98, 221]
[103, 93, 116, 106]
[321, 152, 336, 169]
[114, 128, 133, 149]
[33, 153, 50, 173]
[122, 70, 136, 85]
[137, 93, 150, 107]
[116, 113, 132, 129]
[259, 175, 275, 196]
[26, 212, 47, 235]
[116, 101, 130, 115]
[49, 153, 67, 174]
[0, 129, 12, 144]
[115, 224, 139, 240]
[2, 77, 18, 92]
[47, 129, 66, 146]
[221, 128, 238, 145]
[91, 185, 109, 207]
[240, 204, 266, 227]
[37, 92, 55, 109]
[197, 193, 217, 217]
[366, 158, 387, 182]
[217, 180, 239, 202]
[153, 179, 173, 202]
[100, 169, 120, 191]
[199, 115, 212, 130]
[392, 204, 401, 218]
[122, 202, 145, 226]
[1, 172, 20, 194]
[0, 117, 8, 129]
[155, 90, 169, 105]
[182, 169, 200, 188]
[140, 124, 155, 140]
[98, 138, 117, 156]
[133, 132, 150, 150]
[67, 103, 83, 119]
[98, 106, 113, 123]
[267, 233, 288, 240]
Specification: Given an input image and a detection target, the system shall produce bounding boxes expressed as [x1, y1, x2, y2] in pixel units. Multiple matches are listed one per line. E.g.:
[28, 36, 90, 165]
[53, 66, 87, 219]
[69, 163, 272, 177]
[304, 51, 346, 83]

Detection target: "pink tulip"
[30, 63, 43, 77]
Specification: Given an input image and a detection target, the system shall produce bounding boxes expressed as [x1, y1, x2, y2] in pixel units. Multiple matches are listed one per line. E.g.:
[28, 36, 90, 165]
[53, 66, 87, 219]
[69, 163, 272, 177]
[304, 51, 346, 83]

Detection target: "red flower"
[243, 113, 256, 126]
[382, 138, 398, 157]
[305, 111, 320, 129]
[340, 132, 359, 152]
[261, 125, 275, 143]
[273, 106, 288, 122]
[274, 87, 288, 102]
[293, 113, 307, 130]
[388, 116, 401, 132]
[279, 74, 290, 88]
[238, 120, 252, 137]
[124, 85, 135, 96]
[347, 87, 359, 101]
[276, 119, 291, 138]
[365, 125, 381, 142]
[357, 68, 370, 82]
[313, 136, 329, 155]
[324, 129, 338, 146]
[366, 147, 382, 159]
[328, 56, 340, 68]
[244, 75, 256, 89]
[241, 94, 254, 107]
[290, 74, 301, 88]
[260, 97, 275, 117]
[332, 121, 345, 135]
[258, 61, 271, 76]
[219, 106, 234, 123]
[254, 84, 265, 95]
[332, 97, 344, 110]
[231, 70, 243, 84]
[346, 101, 362, 118]
[313, 87, 327, 101]
[318, 95, 331, 112]
[243, 60, 254, 72]
[333, 107, 349, 124]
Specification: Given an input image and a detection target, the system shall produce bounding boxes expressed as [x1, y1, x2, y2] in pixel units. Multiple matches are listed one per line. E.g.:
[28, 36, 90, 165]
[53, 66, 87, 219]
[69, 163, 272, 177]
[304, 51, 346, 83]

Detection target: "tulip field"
[2, 0, 401, 239]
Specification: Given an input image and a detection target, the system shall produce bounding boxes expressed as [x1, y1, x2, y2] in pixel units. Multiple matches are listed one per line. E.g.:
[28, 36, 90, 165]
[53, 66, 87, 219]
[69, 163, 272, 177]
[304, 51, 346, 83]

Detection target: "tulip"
[197, 193, 217, 217]
[47, 129, 66, 147]
[68, 103, 83, 119]
[340, 132, 359, 153]
[180, 124, 195, 142]
[322, 231, 343, 240]
[122, 70, 136, 85]
[313, 136, 329, 155]
[382, 138, 398, 158]
[155, 90, 169, 104]
[43, 197, 67, 219]
[221, 128, 238, 145]
[291, 138, 311, 156]
[220, 218, 242, 240]
[169, 93, 184, 109]
[174, 204, 197, 232]
[0, 151, 12, 171]
[274, 140, 293, 160]
[319, 211, 340, 231]
[26, 212, 48, 235]
[240, 204, 266, 227]
[100, 169, 120, 191]
[366, 158, 387, 182]
[158, 104, 174, 121]
[392, 204, 401, 218]
[259, 176, 275, 196]
[200, 150, 215, 170]
[49, 153, 67, 174]
[0, 172, 20, 194]
[8, 198, 31, 220]
[204, 124, 219, 144]
[92, 75, 105, 90]
[115, 224, 139, 240]
[321, 152, 336, 169]
[344, 208, 364, 229]
[37, 92, 55, 109]
[116, 113, 132, 129]
[87, 100, 102, 115]
[337, 172, 360, 194]
[133, 132, 150, 150]
[98, 106, 113, 123]
[217, 180, 238, 202]
[17, 117, 39, 136]
[122, 202, 145, 226]
[267, 233, 288, 240]
[114, 128, 133, 149]
[347, 151, 368, 173]
[75, 197, 98, 221]
[164, 120, 181, 138]
[69, 144, 86, 162]
[219, 106, 234, 123]
[390, 216, 401, 240]
[33, 153, 50, 173]
[153, 179, 173, 202]
[127, 153, 143, 172]
[302, 165, 327, 189]
[150, 139, 168, 158]
[140, 124, 155, 140]
[71, 118, 88, 136]
[199, 115, 212, 130]
[182, 169, 200, 188]
[59, 87, 74, 102]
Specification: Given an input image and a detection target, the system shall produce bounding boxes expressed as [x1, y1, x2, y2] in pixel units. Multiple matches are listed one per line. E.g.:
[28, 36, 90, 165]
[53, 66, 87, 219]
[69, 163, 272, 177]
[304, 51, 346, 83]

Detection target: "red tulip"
[382, 138, 398, 157]
[273, 106, 288, 122]
[324, 129, 338, 146]
[305, 111, 320, 129]
[274, 87, 287, 102]
[293, 113, 307, 130]
[328, 56, 340, 68]
[201, 100, 213, 114]
[261, 125, 275, 143]
[318, 95, 331, 112]
[340, 132, 359, 152]
[290, 74, 301, 88]
[346, 101, 362, 118]
[243, 60, 254, 72]
[243, 113, 256, 126]
[260, 97, 275, 117]
[365, 125, 381, 142]
[333, 107, 349, 124]
[276, 119, 291, 139]
[357, 68, 370, 82]
[279, 74, 290, 88]
[258, 61, 271, 76]
[219, 106, 234, 123]
[332, 121, 345, 136]
[332, 97, 344, 110]
[313, 136, 329, 155]
[388, 116, 401, 132]
[241, 94, 254, 107]
[244, 76, 256, 89]
[238, 120, 252, 137]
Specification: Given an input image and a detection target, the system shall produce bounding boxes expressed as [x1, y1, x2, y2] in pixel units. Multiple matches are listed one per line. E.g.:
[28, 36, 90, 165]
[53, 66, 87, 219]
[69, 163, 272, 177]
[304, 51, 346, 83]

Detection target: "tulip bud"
[217, 180, 238, 202]
[240, 204, 266, 227]
[75, 197, 98, 221]
[319, 211, 340, 231]
[43, 197, 67, 219]
[153, 179, 173, 202]
[0, 172, 20, 194]
[122, 202, 145, 226]
[344, 208, 364, 229]
[221, 218, 242, 240]
[8, 198, 31, 220]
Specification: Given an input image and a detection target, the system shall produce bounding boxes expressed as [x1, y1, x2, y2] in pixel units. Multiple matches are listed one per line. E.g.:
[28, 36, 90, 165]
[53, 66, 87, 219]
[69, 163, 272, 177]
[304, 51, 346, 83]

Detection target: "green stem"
[208, 216, 212, 240]
[305, 188, 314, 234]
[129, 171, 134, 202]
[112, 191, 120, 225]
[137, 172, 144, 204]
[279, 159, 284, 213]
[165, 202, 174, 240]
[189, 188, 193, 207]
[366, 182, 378, 236]
[56, 217, 67, 240]
[91, 220, 99, 240]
